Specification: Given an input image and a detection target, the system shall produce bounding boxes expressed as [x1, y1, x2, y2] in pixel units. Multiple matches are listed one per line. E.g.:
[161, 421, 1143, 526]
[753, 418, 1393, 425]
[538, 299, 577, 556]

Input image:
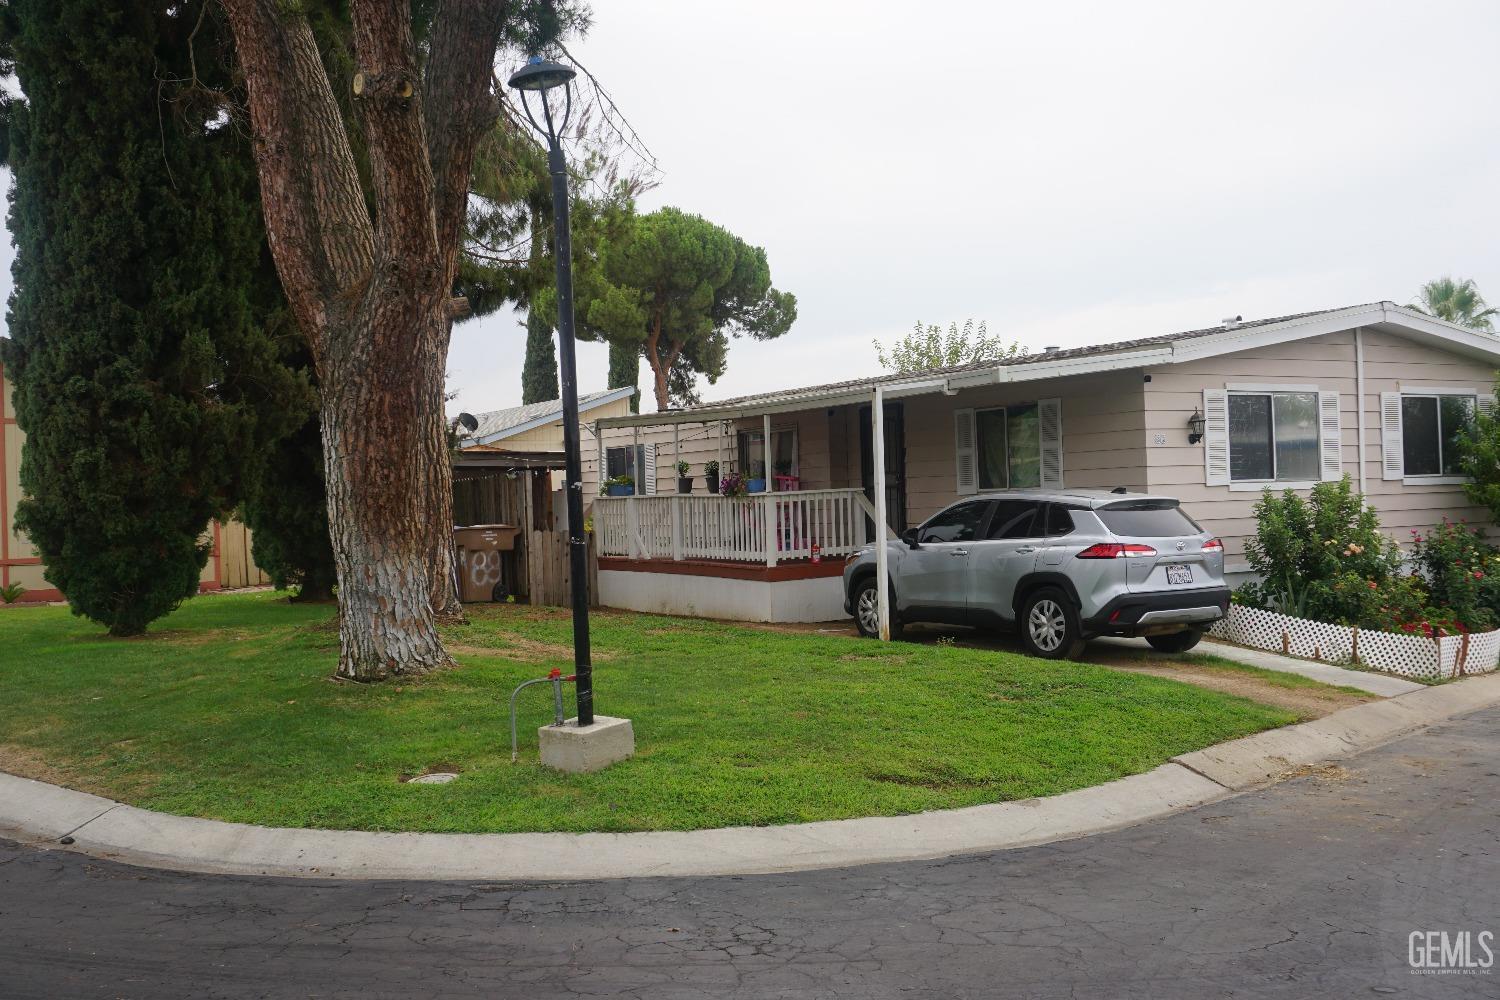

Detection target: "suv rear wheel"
[852, 577, 902, 640]
[1145, 629, 1203, 653]
[1019, 587, 1086, 660]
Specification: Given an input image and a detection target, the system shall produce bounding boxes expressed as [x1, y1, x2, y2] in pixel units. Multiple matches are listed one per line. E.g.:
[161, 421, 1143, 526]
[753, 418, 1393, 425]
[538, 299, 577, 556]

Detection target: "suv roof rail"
[1110, 486, 1128, 494]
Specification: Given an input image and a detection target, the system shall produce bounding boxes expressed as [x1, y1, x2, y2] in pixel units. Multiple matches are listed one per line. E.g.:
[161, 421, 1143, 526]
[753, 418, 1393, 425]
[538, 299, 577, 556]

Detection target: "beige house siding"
[1143, 328, 1495, 568]
[899, 370, 1148, 524]
[584, 419, 731, 497]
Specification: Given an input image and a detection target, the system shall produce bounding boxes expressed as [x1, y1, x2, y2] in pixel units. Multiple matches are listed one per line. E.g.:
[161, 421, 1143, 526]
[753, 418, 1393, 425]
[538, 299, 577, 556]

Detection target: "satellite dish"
[457, 412, 479, 433]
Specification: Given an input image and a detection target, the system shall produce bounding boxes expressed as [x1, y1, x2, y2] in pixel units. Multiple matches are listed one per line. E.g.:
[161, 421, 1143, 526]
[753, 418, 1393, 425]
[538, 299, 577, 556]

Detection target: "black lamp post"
[508, 56, 594, 726]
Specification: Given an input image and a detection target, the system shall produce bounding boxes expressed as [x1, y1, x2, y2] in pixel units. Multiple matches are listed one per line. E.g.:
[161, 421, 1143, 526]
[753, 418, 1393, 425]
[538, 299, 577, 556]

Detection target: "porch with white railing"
[594, 488, 880, 566]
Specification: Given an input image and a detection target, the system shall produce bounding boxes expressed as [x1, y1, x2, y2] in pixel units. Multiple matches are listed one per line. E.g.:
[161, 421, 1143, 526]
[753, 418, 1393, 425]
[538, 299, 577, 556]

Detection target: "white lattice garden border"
[1208, 604, 1500, 680]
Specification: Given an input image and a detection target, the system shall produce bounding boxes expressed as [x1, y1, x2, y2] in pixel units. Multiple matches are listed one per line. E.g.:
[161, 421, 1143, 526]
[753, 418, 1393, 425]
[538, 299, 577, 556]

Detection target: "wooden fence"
[452, 468, 595, 608]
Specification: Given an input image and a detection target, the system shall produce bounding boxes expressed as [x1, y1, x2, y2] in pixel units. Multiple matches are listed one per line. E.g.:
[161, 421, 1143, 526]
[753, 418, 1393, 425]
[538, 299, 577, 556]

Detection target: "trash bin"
[453, 524, 521, 603]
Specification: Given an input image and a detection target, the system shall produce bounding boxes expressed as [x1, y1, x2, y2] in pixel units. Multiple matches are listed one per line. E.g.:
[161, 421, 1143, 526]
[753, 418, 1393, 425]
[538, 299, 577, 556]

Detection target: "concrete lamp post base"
[538, 716, 635, 773]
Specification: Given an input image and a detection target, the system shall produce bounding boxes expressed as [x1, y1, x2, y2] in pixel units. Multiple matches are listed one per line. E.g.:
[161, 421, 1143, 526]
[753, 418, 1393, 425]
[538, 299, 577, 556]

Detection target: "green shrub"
[1237, 477, 1406, 625]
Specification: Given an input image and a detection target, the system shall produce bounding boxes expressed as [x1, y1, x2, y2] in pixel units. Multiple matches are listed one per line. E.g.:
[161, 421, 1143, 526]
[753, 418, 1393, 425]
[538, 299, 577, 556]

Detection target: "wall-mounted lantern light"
[1187, 409, 1206, 445]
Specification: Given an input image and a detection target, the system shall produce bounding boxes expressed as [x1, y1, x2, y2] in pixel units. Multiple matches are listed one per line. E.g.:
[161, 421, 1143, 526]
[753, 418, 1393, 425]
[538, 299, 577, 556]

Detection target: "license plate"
[1166, 564, 1193, 585]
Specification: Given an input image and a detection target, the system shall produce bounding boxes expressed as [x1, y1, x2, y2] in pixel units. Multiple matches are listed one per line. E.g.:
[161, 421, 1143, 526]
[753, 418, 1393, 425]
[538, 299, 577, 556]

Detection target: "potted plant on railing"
[719, 472, 749, 498]
[704, 460, 720, 495]
[746, 461, 767, 494]
[602, 474, 634, 497]
[676, 460, 693, 494]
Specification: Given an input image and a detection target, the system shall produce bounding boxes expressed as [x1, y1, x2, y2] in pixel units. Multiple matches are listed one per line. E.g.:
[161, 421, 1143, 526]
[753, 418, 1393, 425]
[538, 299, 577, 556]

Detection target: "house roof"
[462, 385, 635, 447]
[596, 300, 1500, 429]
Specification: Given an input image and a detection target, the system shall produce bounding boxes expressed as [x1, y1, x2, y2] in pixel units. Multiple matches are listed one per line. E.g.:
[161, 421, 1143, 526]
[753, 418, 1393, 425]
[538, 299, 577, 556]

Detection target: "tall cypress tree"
[608, 340, 641, 413]
[1, 1, 291, 635]
[520, 309, 560, 404]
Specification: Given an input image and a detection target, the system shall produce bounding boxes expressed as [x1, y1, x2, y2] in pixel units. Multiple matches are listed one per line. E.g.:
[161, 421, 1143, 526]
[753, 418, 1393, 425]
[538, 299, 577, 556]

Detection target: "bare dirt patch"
[0, 743, 153, 800]
[446, 637, 615, 664]
[1107, 662, 1369, 719]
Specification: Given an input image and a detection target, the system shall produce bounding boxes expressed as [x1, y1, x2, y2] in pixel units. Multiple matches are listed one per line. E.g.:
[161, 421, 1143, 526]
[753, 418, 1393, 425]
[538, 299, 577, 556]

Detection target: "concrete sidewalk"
[3, 673, 1497, 882]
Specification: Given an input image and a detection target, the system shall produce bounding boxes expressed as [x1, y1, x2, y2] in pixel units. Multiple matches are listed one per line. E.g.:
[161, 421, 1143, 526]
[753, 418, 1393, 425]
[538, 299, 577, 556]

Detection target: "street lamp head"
[507, 56, 576, 93]
[508, 56, 577, 146]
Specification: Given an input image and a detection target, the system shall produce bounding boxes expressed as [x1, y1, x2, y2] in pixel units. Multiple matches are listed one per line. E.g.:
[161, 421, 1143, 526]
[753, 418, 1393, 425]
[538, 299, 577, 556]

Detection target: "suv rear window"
[1096, 500, 1201, 538]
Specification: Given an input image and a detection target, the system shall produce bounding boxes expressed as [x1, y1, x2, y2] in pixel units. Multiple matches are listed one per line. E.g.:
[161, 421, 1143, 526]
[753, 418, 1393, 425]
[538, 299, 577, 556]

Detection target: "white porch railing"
[594, 488, 880, 566]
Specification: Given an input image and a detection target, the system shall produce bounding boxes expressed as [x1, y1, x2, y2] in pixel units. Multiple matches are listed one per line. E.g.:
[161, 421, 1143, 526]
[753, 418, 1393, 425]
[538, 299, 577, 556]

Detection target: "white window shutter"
[1318, 391, 1342, 482]
[1038, 397, 1064, 488]
[643, 443, 658, 494]
[954, 408, 977, 495]
[1480, 394, 1496, 419]
[1381, 392, 1403, 480]
[1203, 389, 1230, 486]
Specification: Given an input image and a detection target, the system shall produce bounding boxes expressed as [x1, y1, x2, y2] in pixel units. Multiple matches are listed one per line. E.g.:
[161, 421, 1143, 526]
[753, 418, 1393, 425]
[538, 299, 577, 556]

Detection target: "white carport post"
[762, 413, 774, 492]
[872, 384, 890, 641]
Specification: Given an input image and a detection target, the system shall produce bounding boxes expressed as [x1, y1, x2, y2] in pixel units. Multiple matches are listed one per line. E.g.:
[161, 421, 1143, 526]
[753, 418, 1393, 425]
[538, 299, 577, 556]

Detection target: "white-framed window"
[1203, 384, 1341, 489]
[975, 403, 1041, 489]
[605, 444, 656, 493]
[955, 398, 1062, 494]
[736, 428, 797, 479]
[1382, 387, 1491, 483]
[1228, 390, 1320, 483]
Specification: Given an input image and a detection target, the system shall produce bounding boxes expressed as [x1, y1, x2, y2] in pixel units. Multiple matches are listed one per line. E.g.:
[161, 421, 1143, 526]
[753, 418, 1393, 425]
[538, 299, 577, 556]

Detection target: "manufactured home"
[583, 302, 1500, 622]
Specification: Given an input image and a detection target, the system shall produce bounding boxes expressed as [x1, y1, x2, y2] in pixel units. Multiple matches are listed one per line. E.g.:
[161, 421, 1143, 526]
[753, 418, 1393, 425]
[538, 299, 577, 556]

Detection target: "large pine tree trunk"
[223, 0, 510, 679]
[320, 277, 454, 679]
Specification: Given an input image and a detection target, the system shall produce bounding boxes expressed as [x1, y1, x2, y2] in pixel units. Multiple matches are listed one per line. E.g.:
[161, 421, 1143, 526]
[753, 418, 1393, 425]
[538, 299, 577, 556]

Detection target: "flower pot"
[606, 485, 632, 497]
[747, 477, 766, 493]
[677, 477, 693, 494]
[706, 474, 720, 495]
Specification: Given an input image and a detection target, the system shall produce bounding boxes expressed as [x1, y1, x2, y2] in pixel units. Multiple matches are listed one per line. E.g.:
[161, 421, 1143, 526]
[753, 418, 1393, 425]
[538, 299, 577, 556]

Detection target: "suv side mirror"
[900, 527, 921, 549]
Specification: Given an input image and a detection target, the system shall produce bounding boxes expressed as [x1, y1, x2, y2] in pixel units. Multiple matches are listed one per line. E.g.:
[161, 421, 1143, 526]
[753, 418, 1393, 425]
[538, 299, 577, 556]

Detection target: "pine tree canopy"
[577, 207, 796, 411]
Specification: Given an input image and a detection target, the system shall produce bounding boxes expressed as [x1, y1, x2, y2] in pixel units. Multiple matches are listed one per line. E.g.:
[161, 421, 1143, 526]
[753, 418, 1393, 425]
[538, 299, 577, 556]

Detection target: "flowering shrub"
[1408, 518, 1500, 632]
[1237, 478, 1406, 625]
[1237, 479, 1500, 635]
[718, 472, 749, 498]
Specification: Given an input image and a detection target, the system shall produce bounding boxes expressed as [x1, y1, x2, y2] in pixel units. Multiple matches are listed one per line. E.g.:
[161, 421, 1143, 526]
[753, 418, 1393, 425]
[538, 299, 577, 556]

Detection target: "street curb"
[3, 673, 1497, 881]
[1171, 671, 1500, 789]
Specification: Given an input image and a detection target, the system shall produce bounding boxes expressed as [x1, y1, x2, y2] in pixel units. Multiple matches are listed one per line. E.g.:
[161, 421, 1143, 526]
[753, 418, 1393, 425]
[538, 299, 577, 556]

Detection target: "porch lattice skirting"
[1209, 604, 1500, 680]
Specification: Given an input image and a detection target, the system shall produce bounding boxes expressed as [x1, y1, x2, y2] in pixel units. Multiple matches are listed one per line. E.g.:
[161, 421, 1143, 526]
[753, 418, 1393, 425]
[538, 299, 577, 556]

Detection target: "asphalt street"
[3, 708, 1498, 999]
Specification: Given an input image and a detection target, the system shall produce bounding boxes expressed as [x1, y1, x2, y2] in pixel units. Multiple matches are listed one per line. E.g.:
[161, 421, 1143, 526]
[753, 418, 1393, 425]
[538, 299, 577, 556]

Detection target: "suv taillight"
[1076, 543, 1158, 559]
[1201, 537, 1224, 553]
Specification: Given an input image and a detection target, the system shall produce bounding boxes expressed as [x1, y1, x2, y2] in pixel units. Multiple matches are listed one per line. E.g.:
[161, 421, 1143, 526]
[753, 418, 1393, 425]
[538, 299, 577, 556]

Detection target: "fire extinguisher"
[811, 542, 821, 564]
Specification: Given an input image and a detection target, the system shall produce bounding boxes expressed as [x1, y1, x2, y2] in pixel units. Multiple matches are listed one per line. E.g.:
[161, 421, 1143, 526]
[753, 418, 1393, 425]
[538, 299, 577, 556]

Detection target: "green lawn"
[0, 591, 1299, 834]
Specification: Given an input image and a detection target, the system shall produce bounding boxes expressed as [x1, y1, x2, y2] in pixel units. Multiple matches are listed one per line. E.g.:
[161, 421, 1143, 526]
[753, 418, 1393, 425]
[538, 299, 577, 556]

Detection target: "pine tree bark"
[222, 0, 508, 679]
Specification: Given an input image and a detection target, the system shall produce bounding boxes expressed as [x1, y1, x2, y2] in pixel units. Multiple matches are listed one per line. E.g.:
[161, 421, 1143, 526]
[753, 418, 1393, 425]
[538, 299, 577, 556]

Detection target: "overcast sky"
[5, 2, 1497, 419]
[442, 0, 1500, 417]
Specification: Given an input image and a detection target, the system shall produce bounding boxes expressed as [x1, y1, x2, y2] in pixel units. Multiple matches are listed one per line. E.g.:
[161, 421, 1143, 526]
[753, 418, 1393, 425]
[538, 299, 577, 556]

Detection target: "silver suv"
[842, 489, 1230, 659]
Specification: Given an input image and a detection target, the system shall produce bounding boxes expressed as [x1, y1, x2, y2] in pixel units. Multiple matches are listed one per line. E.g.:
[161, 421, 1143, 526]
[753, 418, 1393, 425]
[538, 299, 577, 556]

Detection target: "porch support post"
[673, 423, 681, 490]
[595, 422, 605, 495]
[873, 386, 891, 641]
[717, 421, 724, 478]
[763, 494, 776, 567]
[763, 412, 774, 493]
[633, 425, 642, 495]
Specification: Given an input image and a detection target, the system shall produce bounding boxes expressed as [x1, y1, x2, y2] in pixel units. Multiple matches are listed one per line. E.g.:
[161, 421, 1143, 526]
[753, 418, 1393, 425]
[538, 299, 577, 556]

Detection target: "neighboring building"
[586, 302, 1500, 622]
[462, 386, 636, 453]
[1, 362, 267, 604]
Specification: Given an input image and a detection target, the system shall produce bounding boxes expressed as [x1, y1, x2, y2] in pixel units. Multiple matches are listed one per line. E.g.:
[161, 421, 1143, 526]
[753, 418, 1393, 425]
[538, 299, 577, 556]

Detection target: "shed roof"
[462, 385, 634, 446]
